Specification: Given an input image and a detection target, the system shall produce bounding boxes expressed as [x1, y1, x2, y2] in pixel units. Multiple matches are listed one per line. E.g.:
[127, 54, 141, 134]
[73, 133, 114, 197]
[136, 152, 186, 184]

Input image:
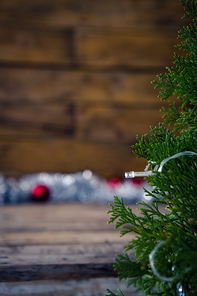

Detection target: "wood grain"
[0, 103, 75, 137]
[0, 68, 160, 104]
[0, 138, 147, 177]
[0, 58, 169, 177]
[0, 244, 129, 263]
[0, 67, 171, 143]
[0, 66, 179, 150]
[0, 26, 181, 68]
[0, 262, 119, 282]
[0, 0, 186, 177]
[0, 102, 165, 142]
[0, 278, 142, 296]
[0, 27, 72, 65]
[0, 0, 186, 30]
[0, 203, 141, 281]
[76, 28, 179, 68]
[76, 103, 164, 143]
[0, 202, 167, 282]
[0, 203, 167, 231]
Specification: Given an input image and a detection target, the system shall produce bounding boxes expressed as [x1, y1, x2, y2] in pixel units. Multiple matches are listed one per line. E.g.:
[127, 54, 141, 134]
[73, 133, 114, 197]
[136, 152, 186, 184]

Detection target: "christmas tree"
[106, 1, 197, 295]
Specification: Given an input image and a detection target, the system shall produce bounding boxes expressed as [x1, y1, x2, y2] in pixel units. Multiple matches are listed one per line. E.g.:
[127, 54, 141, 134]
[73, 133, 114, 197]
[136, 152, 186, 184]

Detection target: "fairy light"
[157, 151, 197, 172]
[125, 151, 197, 179]
[149, 240, 176, 282]
[125, 170, 153, 178]
[126, 151, 197, 295]
[149, 241, 186, 296]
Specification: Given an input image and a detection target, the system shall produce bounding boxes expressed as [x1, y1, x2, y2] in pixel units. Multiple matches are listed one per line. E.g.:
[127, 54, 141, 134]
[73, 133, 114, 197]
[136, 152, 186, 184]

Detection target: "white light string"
[157, 151, 197, 173]
[145, 151, 196, 295]
[149, 241, 186, 296]
[126, 152, 197, 295]
[149, 240, 176, 282]
[125, 151, 197, 178]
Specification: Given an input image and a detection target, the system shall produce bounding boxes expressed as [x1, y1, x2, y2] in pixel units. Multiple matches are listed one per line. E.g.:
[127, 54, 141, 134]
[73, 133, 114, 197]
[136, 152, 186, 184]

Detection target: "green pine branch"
[106, 1, 197, 295]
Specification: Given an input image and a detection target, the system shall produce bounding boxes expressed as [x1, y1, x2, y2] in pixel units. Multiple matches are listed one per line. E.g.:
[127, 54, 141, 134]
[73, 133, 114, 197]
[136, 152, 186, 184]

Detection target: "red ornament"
[107, 177, 121, 189]
[132, 177, 143, 187]
[31, 184, 50, 202]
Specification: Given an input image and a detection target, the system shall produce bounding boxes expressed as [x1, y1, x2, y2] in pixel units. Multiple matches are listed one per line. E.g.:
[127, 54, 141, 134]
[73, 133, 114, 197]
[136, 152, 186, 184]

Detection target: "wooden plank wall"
[0, 0, 187, 178]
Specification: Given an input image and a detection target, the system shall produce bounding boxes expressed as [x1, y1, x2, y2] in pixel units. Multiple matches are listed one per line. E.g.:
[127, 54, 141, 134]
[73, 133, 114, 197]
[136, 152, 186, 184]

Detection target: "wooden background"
[0, 0, 187, 179]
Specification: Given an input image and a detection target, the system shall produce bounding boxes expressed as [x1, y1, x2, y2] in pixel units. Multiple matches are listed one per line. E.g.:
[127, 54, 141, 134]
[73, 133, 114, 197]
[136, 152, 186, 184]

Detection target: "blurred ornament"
[132, 177, 143, 186]
[106, 177, 121, 189]
[0, 170, 150, 205]
[31, 184, 50, 202]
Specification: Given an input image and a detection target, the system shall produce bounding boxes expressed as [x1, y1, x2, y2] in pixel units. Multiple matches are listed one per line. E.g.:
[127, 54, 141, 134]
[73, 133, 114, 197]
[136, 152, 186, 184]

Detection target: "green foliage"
[152, 0, 197, 133]
[106, 288, 125, 296]
[106, 1, 197, 295]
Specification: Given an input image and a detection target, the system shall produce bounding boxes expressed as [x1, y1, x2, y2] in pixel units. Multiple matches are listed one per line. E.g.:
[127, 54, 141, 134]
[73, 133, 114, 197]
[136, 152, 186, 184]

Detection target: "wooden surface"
[0, 0, 188, 178]
[0, 278, 142, 296]
[0, 202, 139, 282]
[0, 0, 186, 30]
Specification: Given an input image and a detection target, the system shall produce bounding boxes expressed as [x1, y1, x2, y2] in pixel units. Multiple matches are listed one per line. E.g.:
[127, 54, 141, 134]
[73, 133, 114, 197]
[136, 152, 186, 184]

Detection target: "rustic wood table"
[0, 202, 139, 283]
